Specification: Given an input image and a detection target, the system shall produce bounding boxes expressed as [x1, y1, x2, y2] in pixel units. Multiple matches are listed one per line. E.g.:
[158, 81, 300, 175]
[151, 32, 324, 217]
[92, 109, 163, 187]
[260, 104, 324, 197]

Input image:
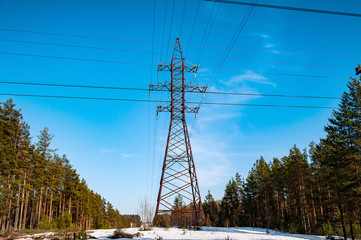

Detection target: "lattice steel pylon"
[149, 38, 207, 226]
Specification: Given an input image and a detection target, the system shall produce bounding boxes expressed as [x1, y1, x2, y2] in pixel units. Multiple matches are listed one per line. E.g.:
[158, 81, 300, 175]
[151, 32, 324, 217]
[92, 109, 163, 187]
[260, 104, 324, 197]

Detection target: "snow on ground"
[89, 227, 326, 240]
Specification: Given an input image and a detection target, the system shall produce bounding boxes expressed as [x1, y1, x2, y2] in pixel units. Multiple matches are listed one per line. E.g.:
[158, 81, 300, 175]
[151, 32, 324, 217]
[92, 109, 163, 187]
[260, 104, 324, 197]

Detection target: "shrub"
[108, 229, 136, 239]
[38, 218, 56, 230]
[57, 213, 73, 229]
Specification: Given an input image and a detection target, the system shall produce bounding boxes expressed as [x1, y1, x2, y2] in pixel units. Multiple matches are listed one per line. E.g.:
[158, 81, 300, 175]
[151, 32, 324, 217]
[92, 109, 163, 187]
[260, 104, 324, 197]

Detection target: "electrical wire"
[0, 80, 341, 99]
[148, 0, 157, 201]
[204, 0, 361, 17]
[159, 0, 169, 63]
[1, 28, 359, 59]
[179, 0, 188, 36]
[186, 0, 201, 56]
[165, 0, 176, 58]
[195, 1, 221, 64]
[0, 37, 352, 69]
[195, 0, 257, 115]
[0, 92, 337, 109]
[0, 38, 155, 54]
[0, 52, 347, 79]
[208, 0, 257, 88]
[0, 51, 151, 65]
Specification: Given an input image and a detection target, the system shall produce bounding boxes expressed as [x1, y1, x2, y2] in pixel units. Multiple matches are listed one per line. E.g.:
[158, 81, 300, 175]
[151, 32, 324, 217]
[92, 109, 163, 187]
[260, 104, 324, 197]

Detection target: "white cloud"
[225, 71, 276, 87]
[244, 33, 270, 39]
[98, 148, 118, 156]
[120, 153, 135, 159]
[191, 137, 231, 188]
[265, 43, 275, 48]
[197, 112, 241, 124]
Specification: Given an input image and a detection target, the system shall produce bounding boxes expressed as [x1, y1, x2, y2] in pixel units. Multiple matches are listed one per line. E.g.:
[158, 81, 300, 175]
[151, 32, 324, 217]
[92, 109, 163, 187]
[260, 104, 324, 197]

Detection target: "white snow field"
[89, 227, 326, 240]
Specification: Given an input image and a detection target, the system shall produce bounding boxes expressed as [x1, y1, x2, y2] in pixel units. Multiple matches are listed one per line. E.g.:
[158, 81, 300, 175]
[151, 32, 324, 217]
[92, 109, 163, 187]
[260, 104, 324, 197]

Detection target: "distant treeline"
[203, 77, 361, 240]
[0, 99, 140, 232]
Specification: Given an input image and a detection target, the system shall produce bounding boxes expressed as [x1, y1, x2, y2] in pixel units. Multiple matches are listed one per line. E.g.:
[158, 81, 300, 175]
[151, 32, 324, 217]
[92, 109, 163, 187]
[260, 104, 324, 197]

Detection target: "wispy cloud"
[265, 43, 275, 48]
[120, 153, 135, 159]
[98, 148, 136, 160]
[191, 137, 231, 187]
[99, 148, 119, 156]
[244, 32, 270, 39]
[197, 112, 242, 124]
[225, 71, 276, 87]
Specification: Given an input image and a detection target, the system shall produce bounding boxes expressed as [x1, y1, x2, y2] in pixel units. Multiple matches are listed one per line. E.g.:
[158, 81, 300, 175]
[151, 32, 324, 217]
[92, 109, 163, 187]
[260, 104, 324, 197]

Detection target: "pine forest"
[202, 75, 361, 239]
[0, 100, 140, 232]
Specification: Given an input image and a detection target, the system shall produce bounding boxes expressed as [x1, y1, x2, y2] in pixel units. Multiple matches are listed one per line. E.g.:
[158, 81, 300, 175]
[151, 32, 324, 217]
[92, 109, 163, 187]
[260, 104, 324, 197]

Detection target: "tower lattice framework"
[150, 38, 207, 225]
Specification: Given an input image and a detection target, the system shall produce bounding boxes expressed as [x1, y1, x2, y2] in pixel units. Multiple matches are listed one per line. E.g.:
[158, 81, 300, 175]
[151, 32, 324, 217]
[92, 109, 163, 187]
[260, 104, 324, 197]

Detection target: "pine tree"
[0, 99, 134, 232]
[219, 174, 242, 227]
[202, 190, 219, 226]
[316, 77, 361, 240]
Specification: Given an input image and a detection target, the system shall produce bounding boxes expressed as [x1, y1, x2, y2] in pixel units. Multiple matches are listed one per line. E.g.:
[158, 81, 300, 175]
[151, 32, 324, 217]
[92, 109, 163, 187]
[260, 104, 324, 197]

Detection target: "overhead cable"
[0, 38, 351, 69]
[1, 28, 359, 59]
[0, 92, 336, 109]
[0, 81, 341, 100]
[186, 0, 201, 55]
[204, 0, 361, 17]
[0, 52, 346, 79]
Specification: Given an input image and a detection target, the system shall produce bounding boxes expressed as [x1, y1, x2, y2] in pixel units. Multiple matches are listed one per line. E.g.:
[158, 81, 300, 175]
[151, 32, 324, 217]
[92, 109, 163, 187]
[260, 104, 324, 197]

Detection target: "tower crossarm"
[156, 105, 200, 114]
[149, 83, 207, 93]
[157, 62, 199, 74]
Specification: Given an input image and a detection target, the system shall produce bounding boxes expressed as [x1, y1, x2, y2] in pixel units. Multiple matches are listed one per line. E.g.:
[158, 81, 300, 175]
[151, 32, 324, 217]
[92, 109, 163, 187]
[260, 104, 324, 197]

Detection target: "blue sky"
[0, 0, 360, 214]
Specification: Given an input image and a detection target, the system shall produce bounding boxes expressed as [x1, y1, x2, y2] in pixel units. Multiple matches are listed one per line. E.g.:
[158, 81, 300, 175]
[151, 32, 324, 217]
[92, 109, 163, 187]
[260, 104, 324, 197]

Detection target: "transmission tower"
[150, 38, 207, 225]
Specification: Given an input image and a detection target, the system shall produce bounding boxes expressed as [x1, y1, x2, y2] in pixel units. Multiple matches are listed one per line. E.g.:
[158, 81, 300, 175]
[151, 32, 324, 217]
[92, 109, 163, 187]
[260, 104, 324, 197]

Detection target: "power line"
[0, 38, 155, 54]
[186, 0, 201, 55]
[0, 92, 336, 109]
[148, 0, 157, 198]
[0, 38, 351, 69]
[0, 80, 341, 100]
[159, 0, 169, 63]
[0, 28, 163, 44]
[165, 0, 176, 58]
[204, 0, 361, 17]
[198, 0, 257, 117]
[196, 55, 350, 69]
[0, 52, 346, 79]
[0, 51, 151, 65]
[217, 68, 345, 80]
[208, 0, 257, 87]
[1, 28, 360, 59]
[179, 0, 188, 36]
[195, 1, 221, 64]
[151, 0, 156, 83]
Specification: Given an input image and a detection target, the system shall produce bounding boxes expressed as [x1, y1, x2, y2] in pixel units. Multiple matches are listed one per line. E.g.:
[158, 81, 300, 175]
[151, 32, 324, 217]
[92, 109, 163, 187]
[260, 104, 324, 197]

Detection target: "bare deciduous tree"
[137, 196, 154, 224]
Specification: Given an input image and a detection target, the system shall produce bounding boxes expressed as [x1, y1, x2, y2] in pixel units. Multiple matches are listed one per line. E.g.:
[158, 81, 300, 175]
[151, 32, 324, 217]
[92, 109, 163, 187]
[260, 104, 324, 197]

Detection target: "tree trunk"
[317, 178, 324, 219]
[59, 193, 62, 218]
[22, 190, 29, 230]
[62, 196, 65, 215]
[37, 187, 43, 225]
[18, 176, 26, 230]
[30, 198, 36, 229]
[310, 187, 317, 226]
[49, 191, 53, 222]
[6, 175, 15, 231]
[348, 212, 355, 240]
[68, 195, 72, 214]
[14, 179, 22, 230]
[337, 201, 347, 240]
[43, 187, 48, 219]
[76, 205, 79, 226]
